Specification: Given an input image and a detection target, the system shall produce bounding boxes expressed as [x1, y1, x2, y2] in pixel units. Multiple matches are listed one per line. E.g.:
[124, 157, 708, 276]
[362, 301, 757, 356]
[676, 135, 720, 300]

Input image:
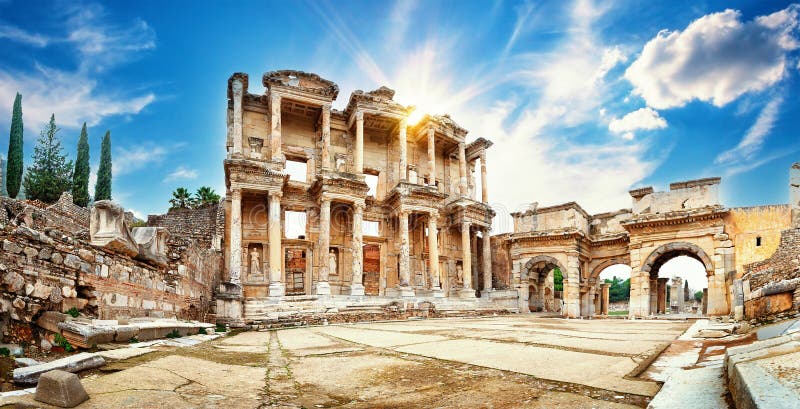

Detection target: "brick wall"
[147, 204, 221, 248]
[745, 228, 800, 291]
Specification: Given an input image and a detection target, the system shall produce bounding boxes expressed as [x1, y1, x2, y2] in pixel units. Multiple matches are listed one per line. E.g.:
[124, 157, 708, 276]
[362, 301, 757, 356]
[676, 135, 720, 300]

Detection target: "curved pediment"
[262, 70, 339, 99]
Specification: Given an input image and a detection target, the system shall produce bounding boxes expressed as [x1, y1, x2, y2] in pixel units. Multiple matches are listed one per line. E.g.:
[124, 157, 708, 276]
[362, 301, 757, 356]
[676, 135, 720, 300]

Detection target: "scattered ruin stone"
[15, 357, 41, 367]
[89, 200, 138, 257]
[13, 353, 105, 385]
[33, 370, 89, 408]
[131, 227, 170, 267]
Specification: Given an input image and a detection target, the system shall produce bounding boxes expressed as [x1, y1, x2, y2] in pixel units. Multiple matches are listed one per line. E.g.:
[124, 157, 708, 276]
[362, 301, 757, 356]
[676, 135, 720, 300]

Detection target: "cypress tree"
[1, 155, 7, 197]
[23, 114, 73, 203]
[94, 130, 112, 201]
[71, 123, 90, 206]
[6, 92, 23, 198]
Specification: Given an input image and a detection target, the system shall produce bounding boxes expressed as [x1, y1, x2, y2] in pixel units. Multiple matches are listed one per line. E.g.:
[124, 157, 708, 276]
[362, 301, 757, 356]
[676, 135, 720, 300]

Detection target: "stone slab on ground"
[97, 347, 156, 361]
[13, 353, 105, 385]
[726, 334, 800, 409]
[34, 370, 89, 408]
[647, 365, 727, 409]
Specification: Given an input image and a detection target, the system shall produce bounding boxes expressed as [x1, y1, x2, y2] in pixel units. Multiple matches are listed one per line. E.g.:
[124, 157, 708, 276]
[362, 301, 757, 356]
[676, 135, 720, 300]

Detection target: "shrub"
[66, 307, 79, 318]
[0, 348, 9, 357]
[53, 333, 74, 352]
[165, 329, 181, 339]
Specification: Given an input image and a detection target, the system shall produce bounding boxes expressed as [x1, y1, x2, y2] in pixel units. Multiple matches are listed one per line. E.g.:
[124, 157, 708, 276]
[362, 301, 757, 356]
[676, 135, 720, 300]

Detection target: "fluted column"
[461, 221, 472, 292]
[268, 191, 284, 297]
[270, 93, 282, 163]
[427, 211, 441, 295]
[231, 79, 244, 156]
[355, 110, 364, 173]
[321, 103, 331, 170]
[458, 142, 467, 195]
[480, 151, 488, 203]
[398, 118, 407, 181]
[398, 210, 413, 296]
[229, 189, 242, 285]
[316, 198, 331, 295]
[349, 202, 365, 296]
[427, 127, 436, 187]
[482, 228, 492, 293]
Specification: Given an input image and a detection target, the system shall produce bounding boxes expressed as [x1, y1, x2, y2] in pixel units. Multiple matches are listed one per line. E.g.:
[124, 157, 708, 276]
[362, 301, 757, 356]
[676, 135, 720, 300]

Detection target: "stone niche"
[131, 227, 170, 267]
[90, 200, 139, 257]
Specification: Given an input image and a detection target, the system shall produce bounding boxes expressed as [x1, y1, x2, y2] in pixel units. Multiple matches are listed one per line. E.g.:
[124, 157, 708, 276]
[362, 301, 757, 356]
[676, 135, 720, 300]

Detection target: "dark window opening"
[756, 236, 762, 247]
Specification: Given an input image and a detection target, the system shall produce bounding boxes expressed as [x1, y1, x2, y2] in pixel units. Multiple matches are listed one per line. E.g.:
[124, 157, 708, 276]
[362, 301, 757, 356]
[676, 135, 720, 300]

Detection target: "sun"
[407, 107, 425, 126]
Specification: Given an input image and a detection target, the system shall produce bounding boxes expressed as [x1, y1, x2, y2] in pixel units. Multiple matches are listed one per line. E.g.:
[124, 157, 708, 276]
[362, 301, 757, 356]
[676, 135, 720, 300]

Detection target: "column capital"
[480, 150, 486, 161]
[429, 210, 439, 220]
[356, 110, 364, 121]
[270, 92, 281, 103]
[321, 102, 331, 113]
[268, 190, 283, 199]
[462, 220, 471, 230]
[399, 117, 408, 128]
[353, 201, 366, 211]
[231, 189, 242, 200]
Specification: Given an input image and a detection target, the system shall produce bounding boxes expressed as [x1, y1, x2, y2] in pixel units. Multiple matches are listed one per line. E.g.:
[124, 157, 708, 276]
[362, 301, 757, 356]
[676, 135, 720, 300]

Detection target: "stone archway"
[631, 241, 723, 317]
[523, 255, 566, 314]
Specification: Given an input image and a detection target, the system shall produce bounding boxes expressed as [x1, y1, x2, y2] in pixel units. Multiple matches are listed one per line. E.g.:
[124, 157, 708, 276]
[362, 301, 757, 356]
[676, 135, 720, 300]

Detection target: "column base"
[456, 288, 476, 299]
[431, 288, 445, 298]
[346, 284, 365, 296]
[398, 286, 415, 297]
[480, 289, 494, 299]
[315, 282, 331, 296]
[268, 282, 285, 298]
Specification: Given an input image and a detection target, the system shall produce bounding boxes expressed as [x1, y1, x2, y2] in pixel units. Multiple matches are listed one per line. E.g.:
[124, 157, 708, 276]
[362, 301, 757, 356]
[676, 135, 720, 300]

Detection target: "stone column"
[229, 189, 242, 285]
[482, 228, 492, 294]
[355, 111, 364, 174]
[459, 221, 474, 297]
[231, 79, 244, 156]
[268, 191, 284, 297]
[428, 211, 443, 297]
[398, 118, 408, 181]
[270, 93, 282, 162]
[398, 210, 413, 297]
[601, 283, 610, 315]
[480, 151, 488, 203]
[321, 103, 331, 170]
[649, 278, 658, 315]
[427, 127, 436, 186]
[316, 198, 331, 295]
[458, 142, 467, 195]
[349, 202, 365, 296]
[657, 278, 668, 314]
[670, 277, 683, 313]
[702, 288, 708, 315]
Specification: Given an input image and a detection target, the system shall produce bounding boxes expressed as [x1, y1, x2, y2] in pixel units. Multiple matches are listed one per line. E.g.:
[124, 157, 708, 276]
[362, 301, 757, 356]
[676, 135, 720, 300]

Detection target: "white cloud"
[113, 145, 167, 176]
[162, 166, 198, 183]
[0, 23, 49, 47]
[625, 5, 799, 109]
[0, 2, 156, 131]
[608, 107, 667, 138]
[715, 96, 783, 165]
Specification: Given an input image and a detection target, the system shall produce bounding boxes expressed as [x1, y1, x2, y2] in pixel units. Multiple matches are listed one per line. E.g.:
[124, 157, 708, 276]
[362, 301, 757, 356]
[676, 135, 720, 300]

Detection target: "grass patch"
[165, 329, 182, 339]
[608, 311, 628, 316]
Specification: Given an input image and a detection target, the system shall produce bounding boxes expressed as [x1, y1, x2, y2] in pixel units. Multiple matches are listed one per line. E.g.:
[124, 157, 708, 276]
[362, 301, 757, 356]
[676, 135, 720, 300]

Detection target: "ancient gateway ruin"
[215, 70, 800, 324]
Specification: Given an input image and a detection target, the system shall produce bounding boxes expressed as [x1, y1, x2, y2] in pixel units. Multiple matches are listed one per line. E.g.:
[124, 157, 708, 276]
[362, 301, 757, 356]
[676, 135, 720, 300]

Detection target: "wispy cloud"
[503, 1, 537, 57]
[608, 107, 667, 140]
[716, 96, 783, 166]
[114, 145, 168, 176]
[0, 1, 157, 131]
[162, 166, 198, 183]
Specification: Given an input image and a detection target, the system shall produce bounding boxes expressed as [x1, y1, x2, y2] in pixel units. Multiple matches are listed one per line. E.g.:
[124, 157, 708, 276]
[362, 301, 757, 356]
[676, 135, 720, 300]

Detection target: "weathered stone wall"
[0, 197, 220, 339]
[147, 204, 221, 248]
[490, 235, 511, 290]
[726, 205, 792, 277]
[745, 228, 800, 290]
[631, 178, 720, 215]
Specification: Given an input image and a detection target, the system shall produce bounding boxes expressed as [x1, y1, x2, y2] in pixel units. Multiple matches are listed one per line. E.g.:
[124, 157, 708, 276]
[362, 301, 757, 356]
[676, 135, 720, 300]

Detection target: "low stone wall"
[742, 228, 800, 319]
[0, 196, 221, 346]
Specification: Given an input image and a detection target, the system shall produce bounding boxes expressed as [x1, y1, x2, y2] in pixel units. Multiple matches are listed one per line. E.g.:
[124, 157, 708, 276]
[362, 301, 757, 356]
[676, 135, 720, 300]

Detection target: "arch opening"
[524, 256, 565, 314]
[598, 264, 631, 316]
[642, 242, 712, 316]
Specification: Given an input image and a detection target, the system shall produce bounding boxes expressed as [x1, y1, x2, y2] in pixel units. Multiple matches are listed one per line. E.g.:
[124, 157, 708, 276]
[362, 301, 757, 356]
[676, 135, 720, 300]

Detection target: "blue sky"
[1, 0, 799, 235]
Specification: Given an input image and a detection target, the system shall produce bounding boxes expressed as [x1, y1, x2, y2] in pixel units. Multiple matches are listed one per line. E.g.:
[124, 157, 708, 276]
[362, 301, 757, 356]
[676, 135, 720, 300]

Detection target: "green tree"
[604, 276, 631, 302]
[170, 187, 192, 209]
[1, 155, 7, 196]
[6, 93, 24, 198]
[71, 123, 91, 206]
[23, 114, 73, 203]
[193, 186, 220, 207]
[94, 130, 112, 201]
[694, 290, 703, 302]
[553, 267, 563, 292]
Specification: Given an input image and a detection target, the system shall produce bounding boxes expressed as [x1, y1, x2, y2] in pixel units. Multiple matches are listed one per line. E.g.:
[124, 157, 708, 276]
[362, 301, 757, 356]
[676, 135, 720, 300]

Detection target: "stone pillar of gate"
[649, 278, 658, 316]
[564, 255, 581, 318]
[600, 283, 611, 315]
[657, 278, 668, 314]
[268, 191, 285, 297]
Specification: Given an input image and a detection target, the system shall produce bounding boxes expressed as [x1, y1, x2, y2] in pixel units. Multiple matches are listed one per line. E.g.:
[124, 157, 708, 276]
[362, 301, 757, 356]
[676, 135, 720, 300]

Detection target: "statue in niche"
[468, 168, 477, 199]
[249, 247, 262, 275]
[456, 265, 464, 286]
[328, 249, 338, 275]
[335, 156, 347, 172]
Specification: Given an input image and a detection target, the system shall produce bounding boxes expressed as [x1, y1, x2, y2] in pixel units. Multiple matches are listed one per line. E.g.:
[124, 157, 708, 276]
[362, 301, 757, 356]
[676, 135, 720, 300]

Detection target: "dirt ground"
[1, 315, 692, 408]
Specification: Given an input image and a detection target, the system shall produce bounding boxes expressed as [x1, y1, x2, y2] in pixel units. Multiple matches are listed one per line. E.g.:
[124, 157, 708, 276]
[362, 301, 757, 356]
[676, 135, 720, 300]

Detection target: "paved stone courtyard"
[2, 316, 692, 408]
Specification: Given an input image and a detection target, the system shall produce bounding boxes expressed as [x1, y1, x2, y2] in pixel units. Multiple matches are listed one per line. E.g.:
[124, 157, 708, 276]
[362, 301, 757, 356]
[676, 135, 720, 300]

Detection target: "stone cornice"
[621, 207, 728, 230]
[262, 70, 339, 99]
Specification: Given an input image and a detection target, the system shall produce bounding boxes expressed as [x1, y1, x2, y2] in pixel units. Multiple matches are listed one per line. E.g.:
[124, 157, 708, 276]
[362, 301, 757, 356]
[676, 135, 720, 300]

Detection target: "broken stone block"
[34, 370, 89, 407]
[13, 353, 105, 384]
[57, 322, 116, 349]
[36, 311, 68, 333]
[113, 325, 139, 342]
[131, 227, 170, 267]
[89, 200, 138, 257]
[2, 240, 22, 254]
[15, 357, 41, 367]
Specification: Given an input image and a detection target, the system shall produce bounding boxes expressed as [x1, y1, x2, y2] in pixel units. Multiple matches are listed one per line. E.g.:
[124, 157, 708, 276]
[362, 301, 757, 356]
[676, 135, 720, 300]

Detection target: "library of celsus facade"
[217, 71, 515, 324]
